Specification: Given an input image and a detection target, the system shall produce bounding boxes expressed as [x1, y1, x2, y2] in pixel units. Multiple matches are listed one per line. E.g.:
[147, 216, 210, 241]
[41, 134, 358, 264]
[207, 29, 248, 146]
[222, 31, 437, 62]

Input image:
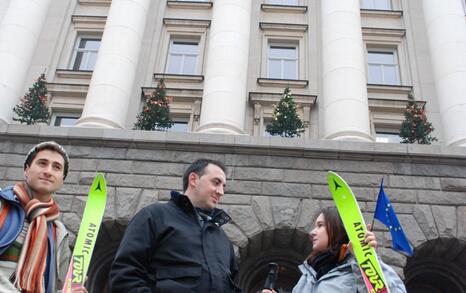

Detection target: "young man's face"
[187, 163, 226, 210]
[24, 149, 65, 201]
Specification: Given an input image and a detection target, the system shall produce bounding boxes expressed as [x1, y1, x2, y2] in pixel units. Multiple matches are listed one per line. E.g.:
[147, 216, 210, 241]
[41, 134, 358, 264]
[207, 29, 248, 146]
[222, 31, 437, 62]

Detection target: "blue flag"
[374, 179, 413, 256]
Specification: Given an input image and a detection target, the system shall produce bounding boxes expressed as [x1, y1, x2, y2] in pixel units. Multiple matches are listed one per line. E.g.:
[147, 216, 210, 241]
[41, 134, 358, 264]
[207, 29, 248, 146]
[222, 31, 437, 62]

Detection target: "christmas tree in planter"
[266, 87, 305, 138]
[134, 79, 174, 131]
[12, 73, 50, 125]
[399, 99, 437, 144]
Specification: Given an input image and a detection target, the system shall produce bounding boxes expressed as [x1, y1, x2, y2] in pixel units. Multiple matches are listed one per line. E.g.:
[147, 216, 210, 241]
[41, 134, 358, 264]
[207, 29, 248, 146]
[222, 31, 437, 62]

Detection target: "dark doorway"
[87, 221, 128, 293]
[405, 238, 466, 293]
[238, 229, 311, 293]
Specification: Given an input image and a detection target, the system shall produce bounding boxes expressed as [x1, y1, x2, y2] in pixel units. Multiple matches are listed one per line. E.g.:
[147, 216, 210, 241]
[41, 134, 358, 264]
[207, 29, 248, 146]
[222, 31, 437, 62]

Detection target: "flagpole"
[370, 178, 383, 232]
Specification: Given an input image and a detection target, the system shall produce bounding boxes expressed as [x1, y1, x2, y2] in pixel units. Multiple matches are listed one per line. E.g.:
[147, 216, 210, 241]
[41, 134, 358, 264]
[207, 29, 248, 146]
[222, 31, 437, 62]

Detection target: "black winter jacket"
[109, 191, 242, 293]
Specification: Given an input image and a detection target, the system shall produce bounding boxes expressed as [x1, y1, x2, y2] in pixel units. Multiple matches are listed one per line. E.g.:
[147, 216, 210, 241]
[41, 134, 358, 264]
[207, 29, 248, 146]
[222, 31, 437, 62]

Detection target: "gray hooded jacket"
[292, 254, 407, 293]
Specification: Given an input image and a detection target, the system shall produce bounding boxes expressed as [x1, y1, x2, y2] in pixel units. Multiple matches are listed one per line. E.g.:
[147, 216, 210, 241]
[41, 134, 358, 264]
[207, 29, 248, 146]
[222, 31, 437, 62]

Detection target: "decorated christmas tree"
[399, 100, 437, 144]
[12, 74, 50, 125]
[266, 87, 305, 138]
[134, 79, 174, 131]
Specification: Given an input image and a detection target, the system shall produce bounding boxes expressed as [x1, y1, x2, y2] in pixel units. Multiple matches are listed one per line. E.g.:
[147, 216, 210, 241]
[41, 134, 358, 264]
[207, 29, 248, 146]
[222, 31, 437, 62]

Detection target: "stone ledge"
[166, 1, 213, 10]
[78, 0, 111, 6]
[261, 4, 308, 14]
[1, 125, 465, 164]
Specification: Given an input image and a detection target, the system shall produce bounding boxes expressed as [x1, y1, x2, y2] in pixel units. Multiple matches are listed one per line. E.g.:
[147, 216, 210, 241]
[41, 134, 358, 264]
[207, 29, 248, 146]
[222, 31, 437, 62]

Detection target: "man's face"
[187, 164, 226, 210]
[24, 149, 65, 201]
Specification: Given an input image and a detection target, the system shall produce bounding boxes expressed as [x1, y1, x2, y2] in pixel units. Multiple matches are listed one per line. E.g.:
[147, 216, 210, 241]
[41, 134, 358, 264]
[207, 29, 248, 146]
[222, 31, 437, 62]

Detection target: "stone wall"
[1, 124, 466, 291]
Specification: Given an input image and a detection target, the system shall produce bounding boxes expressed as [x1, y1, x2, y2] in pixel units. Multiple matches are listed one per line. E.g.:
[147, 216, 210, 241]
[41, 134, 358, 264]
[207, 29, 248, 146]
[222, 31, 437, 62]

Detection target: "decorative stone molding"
[249, 91, 316, 106]
[153, 73, 204, 84]
[261, 4, 308, 14]
[362, 27, 406, 38]
[71, 15, 107, 30]
[78, 0, 111, 6]
[259, 22, 308, 32]
[55, 69, 93, 80]
[361, 9, 403, 19]
[163, 18, 211, 28]
[166, 0, 213, 10]
[46, 83, 87, 115]
[257, 78, 308, 88]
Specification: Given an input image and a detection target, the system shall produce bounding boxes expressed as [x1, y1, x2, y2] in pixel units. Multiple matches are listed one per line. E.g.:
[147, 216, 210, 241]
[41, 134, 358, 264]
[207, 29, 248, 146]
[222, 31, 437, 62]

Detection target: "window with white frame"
[375, 131, 401, 143]
[166, 40, 199, 75]
[266, 0, 299, 5]
[268, 43, 298, 79]
[168, 119, 190, 132]
[362, 0, 392, 10]
[71, 37, 101, 71]
[52, 113, 80, 127]
[367, 50, 400, 85]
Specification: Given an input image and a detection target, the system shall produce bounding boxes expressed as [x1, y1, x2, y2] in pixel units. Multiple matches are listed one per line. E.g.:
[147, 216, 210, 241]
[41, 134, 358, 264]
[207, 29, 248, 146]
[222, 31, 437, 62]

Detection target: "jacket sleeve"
[56, 233, 70, 292]
[350, 257, 407, 293]
[109, 208, 157, 293]
[229, 244, 243, 293]
[380, 261, 407, 293]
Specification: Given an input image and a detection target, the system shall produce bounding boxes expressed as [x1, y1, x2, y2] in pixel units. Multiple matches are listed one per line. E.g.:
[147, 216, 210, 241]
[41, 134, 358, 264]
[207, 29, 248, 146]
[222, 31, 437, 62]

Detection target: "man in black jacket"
[109, 159, 241, 292]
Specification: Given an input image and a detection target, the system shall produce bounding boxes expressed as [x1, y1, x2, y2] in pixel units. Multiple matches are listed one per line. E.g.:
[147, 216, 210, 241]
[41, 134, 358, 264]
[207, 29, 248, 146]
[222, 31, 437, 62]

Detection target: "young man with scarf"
[110, 159, 242, 292]
[0, 141, 87, 293]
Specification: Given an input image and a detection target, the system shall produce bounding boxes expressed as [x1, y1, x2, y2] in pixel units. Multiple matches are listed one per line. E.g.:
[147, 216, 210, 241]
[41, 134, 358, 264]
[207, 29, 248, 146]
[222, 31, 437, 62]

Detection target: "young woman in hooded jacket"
[263, 206, 407, 293]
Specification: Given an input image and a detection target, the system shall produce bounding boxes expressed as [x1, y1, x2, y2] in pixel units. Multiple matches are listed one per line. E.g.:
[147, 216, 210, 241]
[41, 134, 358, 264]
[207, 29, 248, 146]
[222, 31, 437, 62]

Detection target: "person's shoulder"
[0, 186, 16, 202]
[137, 201, 174, 216]
[53, 219, 67, 230]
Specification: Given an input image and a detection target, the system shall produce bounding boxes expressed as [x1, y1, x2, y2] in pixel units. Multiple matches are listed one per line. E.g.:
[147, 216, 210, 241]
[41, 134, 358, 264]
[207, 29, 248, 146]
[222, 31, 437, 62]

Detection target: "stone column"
[76, 0, 150, 128]
[197, 0, 252, 134]
[0, 0, 51, 124]
[423, 0, 466, 146]
[321, 0, 372, 141]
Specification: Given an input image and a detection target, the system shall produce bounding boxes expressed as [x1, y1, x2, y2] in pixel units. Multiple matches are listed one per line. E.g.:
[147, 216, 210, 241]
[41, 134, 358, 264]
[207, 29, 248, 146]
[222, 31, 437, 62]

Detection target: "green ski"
[327, 171, 389, 293]
[63, 173, 107, 292]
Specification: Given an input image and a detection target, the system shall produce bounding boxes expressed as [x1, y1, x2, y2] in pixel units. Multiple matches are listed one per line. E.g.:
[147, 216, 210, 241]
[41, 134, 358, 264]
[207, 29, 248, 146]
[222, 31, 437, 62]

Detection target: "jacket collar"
[300, 252, 353, 280]
[170, 191, 232, 227]
[0, 186, 20, 203]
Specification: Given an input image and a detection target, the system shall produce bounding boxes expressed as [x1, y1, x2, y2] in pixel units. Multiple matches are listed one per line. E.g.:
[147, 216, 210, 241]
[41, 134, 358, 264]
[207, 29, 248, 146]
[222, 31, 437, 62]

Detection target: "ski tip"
[327, 171, 338, 177]
[91, 173, 107, 194]
[327, 171, 340, 184]
[327, 171, 349, 193]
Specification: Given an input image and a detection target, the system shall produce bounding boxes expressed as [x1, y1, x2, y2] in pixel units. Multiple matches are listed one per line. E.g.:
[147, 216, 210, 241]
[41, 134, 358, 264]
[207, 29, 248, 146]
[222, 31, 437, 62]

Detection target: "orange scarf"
[13, 182, 59, 293]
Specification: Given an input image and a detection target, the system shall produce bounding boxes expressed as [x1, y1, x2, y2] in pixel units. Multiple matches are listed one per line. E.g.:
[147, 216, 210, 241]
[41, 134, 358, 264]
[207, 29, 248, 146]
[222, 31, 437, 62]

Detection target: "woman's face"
[309, 213, 329, 254]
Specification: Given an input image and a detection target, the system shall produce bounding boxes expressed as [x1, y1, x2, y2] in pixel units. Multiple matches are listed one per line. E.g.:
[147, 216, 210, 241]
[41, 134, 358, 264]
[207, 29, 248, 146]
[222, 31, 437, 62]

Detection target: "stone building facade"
[1, 126, 466, 292]
[1, 0, 466, 145]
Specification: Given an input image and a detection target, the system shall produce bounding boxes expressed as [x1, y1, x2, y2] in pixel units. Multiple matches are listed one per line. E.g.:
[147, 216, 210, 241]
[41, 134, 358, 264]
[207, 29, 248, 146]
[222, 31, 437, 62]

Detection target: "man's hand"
[348, 224, 377, 255]
[262, 290, 276, 293]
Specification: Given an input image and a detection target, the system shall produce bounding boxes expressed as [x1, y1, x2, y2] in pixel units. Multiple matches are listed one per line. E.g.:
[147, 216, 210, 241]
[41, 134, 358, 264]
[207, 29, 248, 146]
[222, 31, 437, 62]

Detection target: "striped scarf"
[13, 182, 59, 293]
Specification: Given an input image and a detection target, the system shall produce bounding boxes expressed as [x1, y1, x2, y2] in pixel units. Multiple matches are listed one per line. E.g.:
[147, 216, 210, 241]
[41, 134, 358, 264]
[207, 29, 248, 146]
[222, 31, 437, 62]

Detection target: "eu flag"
[374, 179, 413, 256]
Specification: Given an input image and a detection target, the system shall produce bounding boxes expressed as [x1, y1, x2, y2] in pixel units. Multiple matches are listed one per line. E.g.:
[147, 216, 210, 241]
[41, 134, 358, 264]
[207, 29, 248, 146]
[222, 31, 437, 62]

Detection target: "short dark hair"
[182, 159, 226, 192]
[24, 141, 69, 179]
[311, 206, 349, 256]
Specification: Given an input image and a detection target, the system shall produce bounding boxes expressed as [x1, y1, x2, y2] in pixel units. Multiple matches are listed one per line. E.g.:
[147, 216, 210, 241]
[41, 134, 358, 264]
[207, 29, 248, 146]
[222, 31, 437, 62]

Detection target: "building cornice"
[1, 125, 464, 164]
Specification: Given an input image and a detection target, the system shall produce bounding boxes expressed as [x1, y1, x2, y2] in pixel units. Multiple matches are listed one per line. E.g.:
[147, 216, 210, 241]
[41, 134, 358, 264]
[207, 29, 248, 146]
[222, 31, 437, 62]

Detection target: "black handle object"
[263, 262, 279, 290]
